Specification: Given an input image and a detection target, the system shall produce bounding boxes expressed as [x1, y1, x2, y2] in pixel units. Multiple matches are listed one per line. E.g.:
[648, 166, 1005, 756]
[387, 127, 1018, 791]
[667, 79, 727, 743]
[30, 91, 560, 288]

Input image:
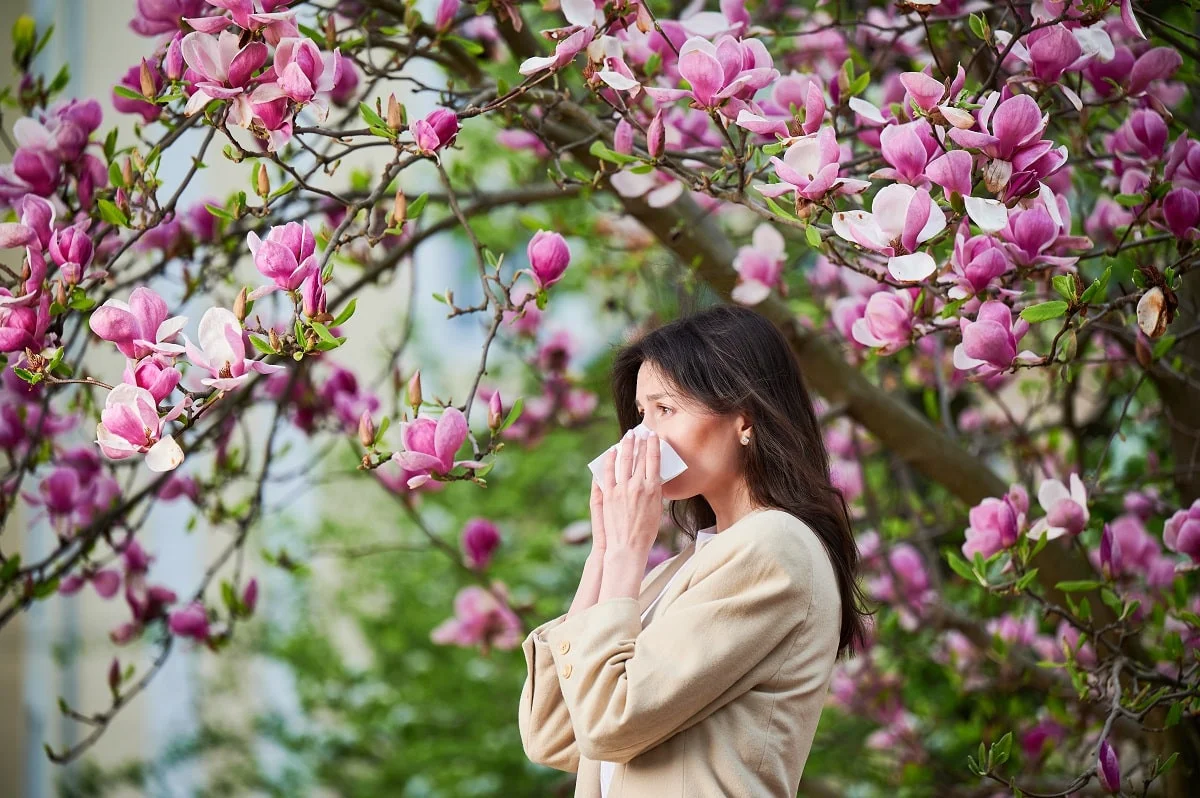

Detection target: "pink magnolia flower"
[851, 288, 916, 355]
[897, 69, 974, 128]
[180, 30, 268, 121]
[59, 567, 122, 599]
[123, 354, 182, 403]
[866, 543, 935, 631]
[832, 184, 947, 282]
[188, 0, 300, 44]
[1111, 109, 1169, 163]
[999, 185, 1090, 269]
[732, 223, 785, 305]
[962, 484, 1028, 561]
[329, 58, 360, 107]
[300, 269, 326, 318]
[517, 25, 595, 76]
[757, 126, 869, 201]
[0, 290, 50, 353]
[129, 0, 207, 37]
[412, 107, 460, 156]
[95, 383, 185, 472]
[168, 602, 211, 641]
[1085, 197, 1135, 247]
[953, 300, 1039, 377]
[1023, 24, 1083, 84]
[268, 37, 340, 104]
[0, 194, 55, 250]
[461, 517, 501, 571]
[1162, 188, 1200, 240]
[184, 307, 284, 390]
[644, 35, 779, 112]
[1097, 739, 1120, 793]
[49, 225, 94, 284]
[872, 119, 938, 185]
[435, 0, 460, 31]
[430, 582, 522, 651]
[949, 89, 1039, 154]
[735, 75, 825, 139]
[23, 467, 90, 538]
[392, 406, 487, 489]
[1028, 474, 1089, 541]
[526, 230, 571, 289]
[1090, 514, 1176, 587]
[246, 220, 317, 299]
[88, 286, 187, 360]
[1164, 499, 1200, 571]
[938, 221, 1012, 300]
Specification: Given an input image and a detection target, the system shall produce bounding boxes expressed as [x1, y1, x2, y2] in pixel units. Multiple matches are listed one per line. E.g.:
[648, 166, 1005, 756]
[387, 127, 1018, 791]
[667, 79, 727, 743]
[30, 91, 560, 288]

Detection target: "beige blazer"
[518, 508, 842, 797]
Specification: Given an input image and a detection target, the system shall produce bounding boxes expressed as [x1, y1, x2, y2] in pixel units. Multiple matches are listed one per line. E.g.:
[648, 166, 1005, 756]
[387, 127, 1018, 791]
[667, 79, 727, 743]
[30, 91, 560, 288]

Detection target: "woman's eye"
[658, 405, 672, 416]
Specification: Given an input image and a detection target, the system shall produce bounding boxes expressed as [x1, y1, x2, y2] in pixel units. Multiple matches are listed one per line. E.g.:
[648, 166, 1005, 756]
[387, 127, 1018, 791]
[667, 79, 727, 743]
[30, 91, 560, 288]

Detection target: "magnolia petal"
[145, 435, 185, 472]
[888, 252, 937, 283]
[848, 97, 886, 124]
[597, 69, 640, 92]
[964, 195, 1009, 233]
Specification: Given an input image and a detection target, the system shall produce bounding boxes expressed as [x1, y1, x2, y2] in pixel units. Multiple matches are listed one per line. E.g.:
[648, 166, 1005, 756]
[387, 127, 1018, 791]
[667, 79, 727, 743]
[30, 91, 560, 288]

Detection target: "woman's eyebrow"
[635, 392, 667, 406]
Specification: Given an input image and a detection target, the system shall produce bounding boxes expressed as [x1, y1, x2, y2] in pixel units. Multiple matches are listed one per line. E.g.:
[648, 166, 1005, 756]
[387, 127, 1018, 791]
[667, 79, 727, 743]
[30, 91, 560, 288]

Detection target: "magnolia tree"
[1, 0, 1199, 793]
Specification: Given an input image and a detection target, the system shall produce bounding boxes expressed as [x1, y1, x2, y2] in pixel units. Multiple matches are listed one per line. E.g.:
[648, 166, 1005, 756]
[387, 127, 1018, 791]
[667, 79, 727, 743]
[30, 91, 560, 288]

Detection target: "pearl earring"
[740, 435, 750, 445]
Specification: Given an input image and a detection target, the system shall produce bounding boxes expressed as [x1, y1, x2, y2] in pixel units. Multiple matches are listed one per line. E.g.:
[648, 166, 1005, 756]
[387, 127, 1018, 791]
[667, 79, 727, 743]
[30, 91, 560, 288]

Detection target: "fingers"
[645, 430, 661, 483]
[615, 430, 634, 484]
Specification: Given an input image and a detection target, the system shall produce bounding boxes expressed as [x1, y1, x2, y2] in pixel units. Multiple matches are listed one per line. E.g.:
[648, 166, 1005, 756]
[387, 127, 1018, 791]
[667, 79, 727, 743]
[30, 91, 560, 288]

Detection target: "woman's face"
[633, 362, 748, 502]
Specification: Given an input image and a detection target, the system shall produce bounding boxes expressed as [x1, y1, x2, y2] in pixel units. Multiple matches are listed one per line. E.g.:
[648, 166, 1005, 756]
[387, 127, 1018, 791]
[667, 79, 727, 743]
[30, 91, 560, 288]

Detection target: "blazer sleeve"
[541, 531, 813, 764]
[517, 552, 685, 772]
[518, 613, 581, 773]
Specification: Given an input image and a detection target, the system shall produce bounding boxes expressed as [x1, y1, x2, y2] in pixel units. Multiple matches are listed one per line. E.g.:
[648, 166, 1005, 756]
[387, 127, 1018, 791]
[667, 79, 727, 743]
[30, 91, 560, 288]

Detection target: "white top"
[599, 526, 718, 797]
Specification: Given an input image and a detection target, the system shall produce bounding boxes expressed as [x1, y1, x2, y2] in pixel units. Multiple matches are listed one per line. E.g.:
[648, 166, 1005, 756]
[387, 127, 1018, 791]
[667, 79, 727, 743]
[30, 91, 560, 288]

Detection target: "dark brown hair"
[610, 304, 871, 659]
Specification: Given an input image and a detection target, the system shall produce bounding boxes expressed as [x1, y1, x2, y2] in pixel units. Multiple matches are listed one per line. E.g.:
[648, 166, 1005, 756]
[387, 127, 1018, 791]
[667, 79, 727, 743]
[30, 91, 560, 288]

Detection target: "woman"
[518, 304, 871, 797]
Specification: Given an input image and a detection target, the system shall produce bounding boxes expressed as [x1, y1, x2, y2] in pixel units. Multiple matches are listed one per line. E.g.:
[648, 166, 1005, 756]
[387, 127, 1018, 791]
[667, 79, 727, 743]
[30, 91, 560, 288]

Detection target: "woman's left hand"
[597, 429, 663, 555]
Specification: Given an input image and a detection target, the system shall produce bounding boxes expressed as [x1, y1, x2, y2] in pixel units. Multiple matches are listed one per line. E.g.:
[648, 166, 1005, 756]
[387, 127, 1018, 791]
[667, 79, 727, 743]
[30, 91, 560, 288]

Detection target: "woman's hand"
[588, 478, 607, 554]
[597, 429, 663, 556]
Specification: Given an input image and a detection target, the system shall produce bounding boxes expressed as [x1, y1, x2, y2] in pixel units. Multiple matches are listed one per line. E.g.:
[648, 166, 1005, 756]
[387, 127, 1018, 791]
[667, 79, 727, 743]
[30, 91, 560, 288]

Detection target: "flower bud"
[139, 59, 157, 99]
[268, 327, 282, 352]
[242, 578, 258, 615]
[488, 389, 503, 430]
[1097, 738, 1120, 793]
[647, 110, 665, 159]
[233, 286, 248, 322]
[255, 163, 270, 198]
[108, 657, 121, 695]
[358, 410, 376, 448]
[407, 369, 422, 410]
[635, 1, 653, 33]
[387, 93, 403, 131]
[391, 187, 407, 228]
[614, 118, 633, 155]
[55, 280, 68, 308]
[527, 230, 571, 289]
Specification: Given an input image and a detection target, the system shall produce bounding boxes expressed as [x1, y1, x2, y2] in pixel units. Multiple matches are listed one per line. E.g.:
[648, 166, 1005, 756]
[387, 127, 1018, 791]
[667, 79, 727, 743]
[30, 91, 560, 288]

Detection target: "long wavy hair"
[610, 304, 872, 659]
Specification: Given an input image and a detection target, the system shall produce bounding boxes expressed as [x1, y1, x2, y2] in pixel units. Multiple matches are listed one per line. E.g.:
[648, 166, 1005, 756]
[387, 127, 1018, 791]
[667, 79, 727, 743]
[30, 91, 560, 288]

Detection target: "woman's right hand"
[589, 478, 607, 554]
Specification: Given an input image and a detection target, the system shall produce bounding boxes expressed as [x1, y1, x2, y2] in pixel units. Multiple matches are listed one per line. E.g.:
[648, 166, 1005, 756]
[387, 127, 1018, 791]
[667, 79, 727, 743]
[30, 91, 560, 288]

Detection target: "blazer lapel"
[637, 539, 697, 616]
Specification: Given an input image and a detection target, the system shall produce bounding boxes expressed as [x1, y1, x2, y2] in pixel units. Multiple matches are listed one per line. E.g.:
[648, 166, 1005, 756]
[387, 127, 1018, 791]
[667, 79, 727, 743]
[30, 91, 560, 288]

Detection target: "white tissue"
[587, 422, 689, 483]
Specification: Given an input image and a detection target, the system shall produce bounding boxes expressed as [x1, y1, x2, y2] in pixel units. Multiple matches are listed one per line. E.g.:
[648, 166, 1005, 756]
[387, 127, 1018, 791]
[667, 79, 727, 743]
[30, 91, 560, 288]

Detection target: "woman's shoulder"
[706, 508, 825, 581]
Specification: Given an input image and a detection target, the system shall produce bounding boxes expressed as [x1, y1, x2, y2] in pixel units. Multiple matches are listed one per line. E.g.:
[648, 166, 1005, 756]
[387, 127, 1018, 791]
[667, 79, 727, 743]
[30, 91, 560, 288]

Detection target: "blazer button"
[561, 663, 573, 679]
[559, 640, 570, 654]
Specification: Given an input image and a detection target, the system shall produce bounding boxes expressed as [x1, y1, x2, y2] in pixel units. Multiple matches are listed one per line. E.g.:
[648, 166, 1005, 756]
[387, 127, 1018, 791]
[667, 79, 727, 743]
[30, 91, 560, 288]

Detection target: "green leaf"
[499, 396, 524, 433]
[1052, 274, 1076, 302]
[945, 550, 982, 585]
[332, 298, 357, 327]
[359, 101, 386, 129]
[1114, 192, 1145, 207]
[249, 334, 275, 355]
[12, 15, 36, 65]
[1055, 579, 1105, 592]
[445, 34, 484, 55]
[96, 199, 128, 227]
[310, 321, 337, 345]
[1079, 265, 1111, 304]
[268, 180, 297, 200]
[1020, 300, 1068, 323]
[588, 139, 640, 166]
[847, 72, 870, 98]
[407, 192, 429, 218]
[762, 195, 796, 220]
[205, 203, 236, 221]
[108, 161, 125, 189]
[112, 85, 149, 102]
[0, 554, 20, 585]
[968, 13, 987, 41]
[1015, 568, 1039, 591]
[32, 577, 60, 599]
[374, 415, 391, 446]
[805, 225, 821, 249]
